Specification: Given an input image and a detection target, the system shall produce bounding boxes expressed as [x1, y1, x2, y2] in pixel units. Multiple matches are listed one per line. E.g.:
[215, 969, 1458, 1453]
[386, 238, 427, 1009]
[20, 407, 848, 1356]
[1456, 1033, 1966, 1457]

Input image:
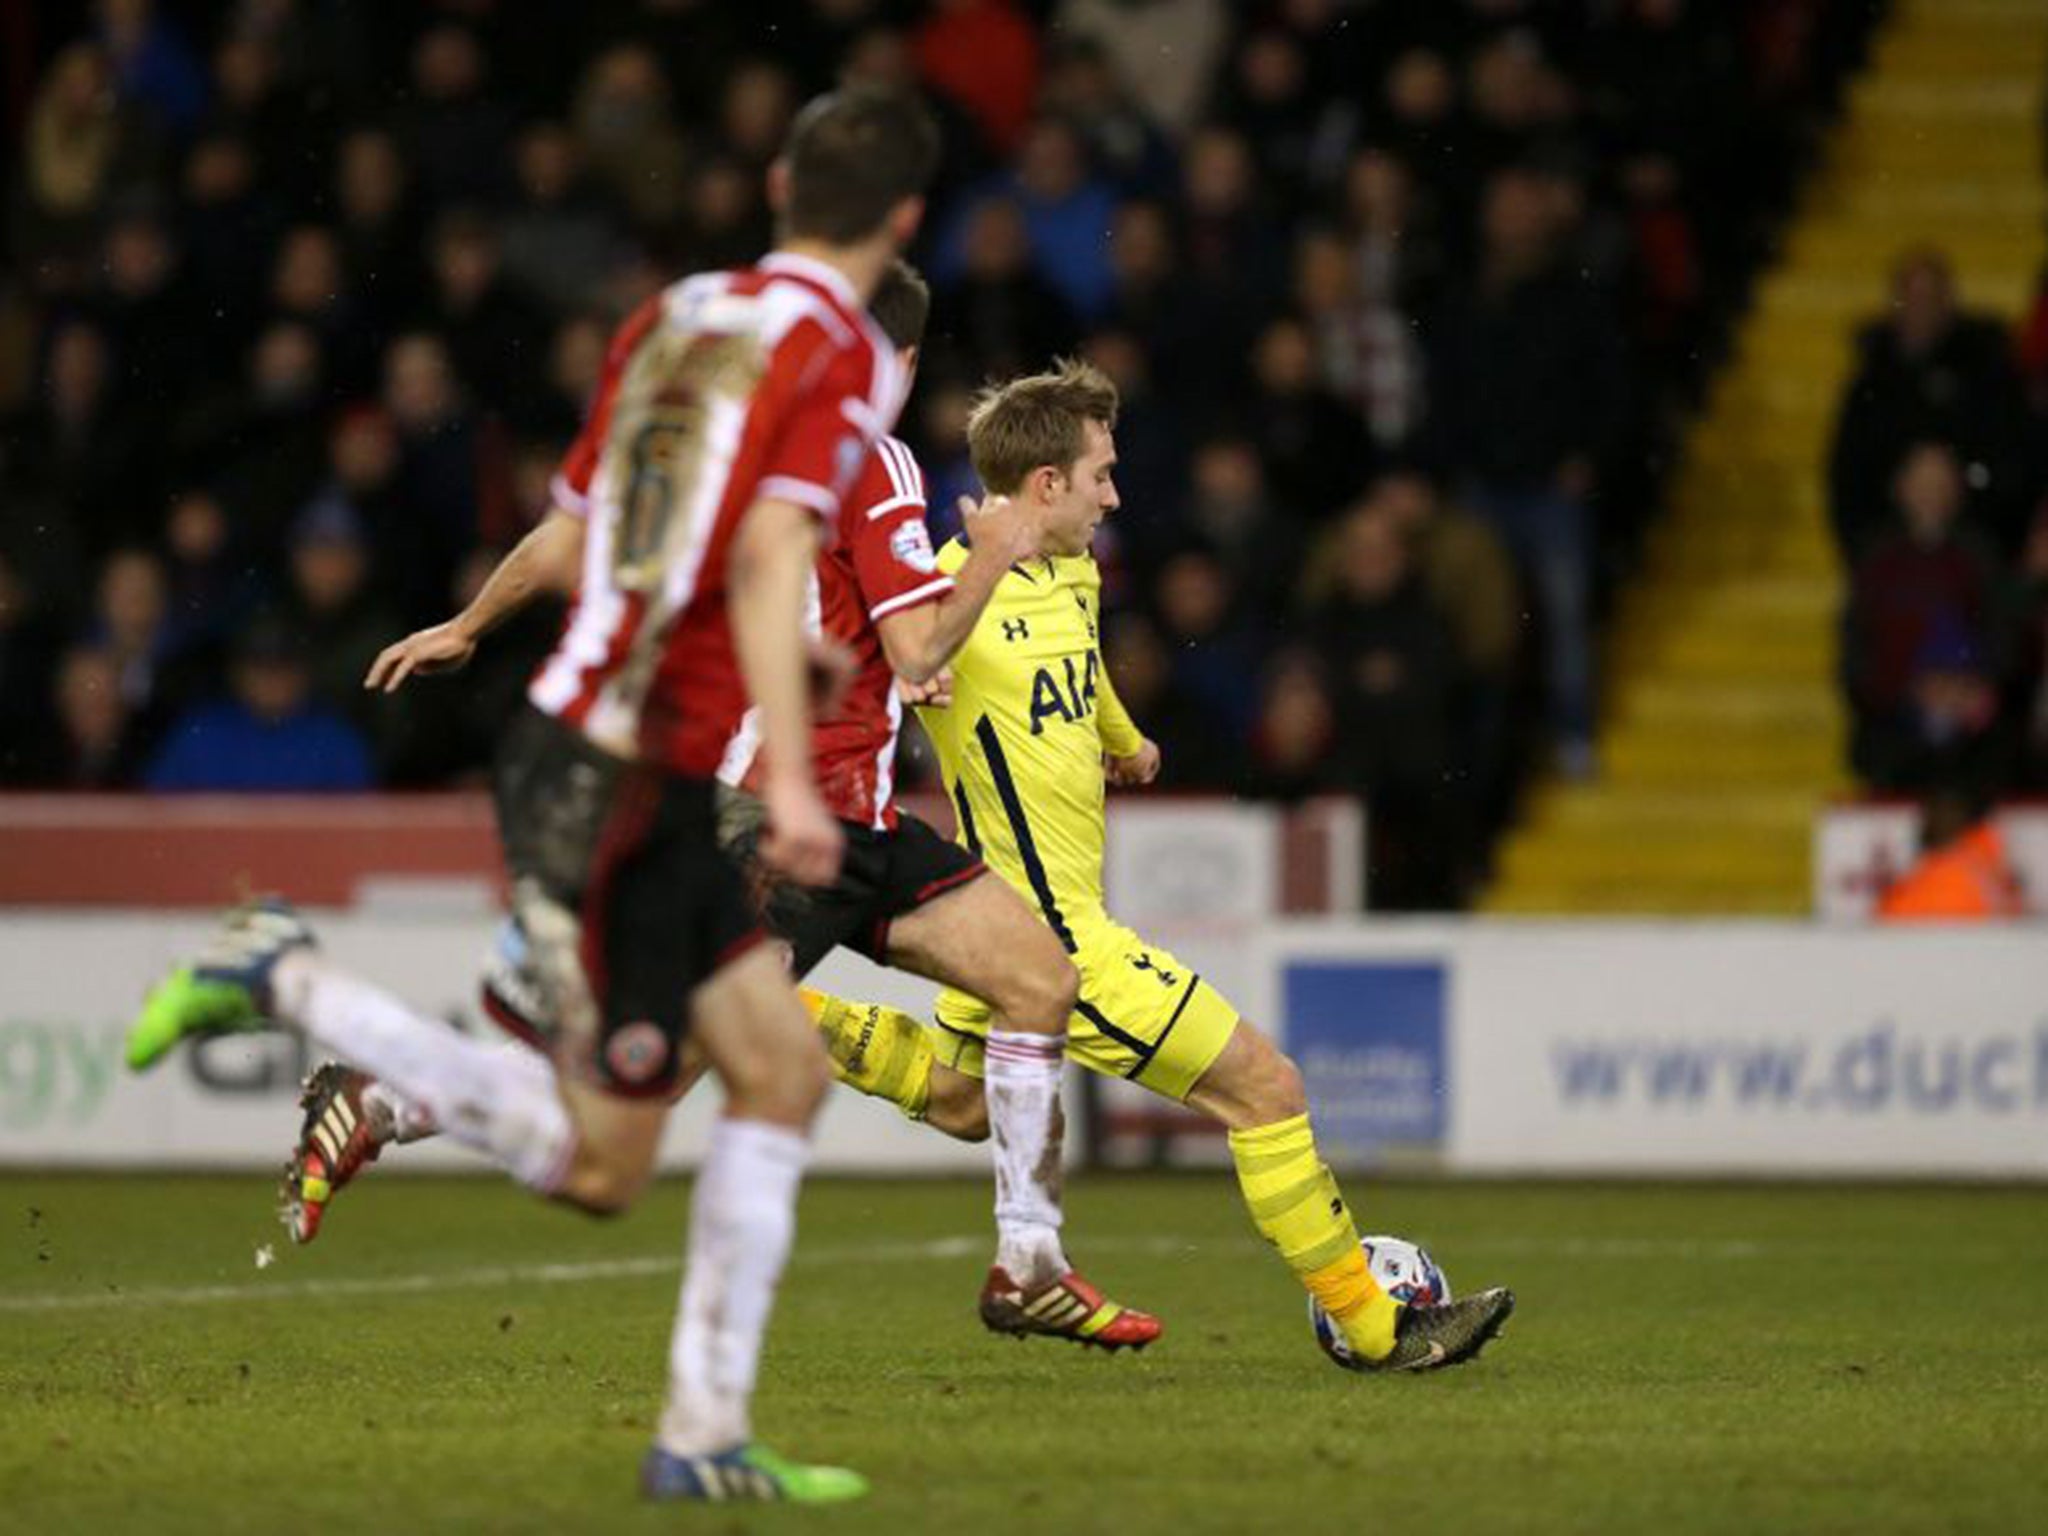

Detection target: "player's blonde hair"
[966, 359, 1120, 495]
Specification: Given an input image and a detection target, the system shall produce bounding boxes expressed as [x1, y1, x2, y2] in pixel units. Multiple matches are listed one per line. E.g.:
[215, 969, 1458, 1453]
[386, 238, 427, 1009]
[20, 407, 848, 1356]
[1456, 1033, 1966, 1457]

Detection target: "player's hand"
[760, 774, 844, 887]
[806, 633, 857, 715]
[365, 622, 476, 692]
[896, 668, 953, 709]
[960, 492, 1040, 563]
[1106, 738, 1162, 787]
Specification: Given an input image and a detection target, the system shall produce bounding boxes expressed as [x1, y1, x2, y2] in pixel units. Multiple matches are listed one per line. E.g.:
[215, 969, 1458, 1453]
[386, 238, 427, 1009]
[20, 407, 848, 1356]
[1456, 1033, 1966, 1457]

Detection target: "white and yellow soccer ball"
[1309, 1235, 1451, 1367]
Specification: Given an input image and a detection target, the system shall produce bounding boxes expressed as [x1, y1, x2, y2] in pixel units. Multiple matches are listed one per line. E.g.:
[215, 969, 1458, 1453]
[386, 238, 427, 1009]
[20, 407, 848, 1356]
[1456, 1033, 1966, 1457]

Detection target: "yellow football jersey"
[916, 539, 1142, 946]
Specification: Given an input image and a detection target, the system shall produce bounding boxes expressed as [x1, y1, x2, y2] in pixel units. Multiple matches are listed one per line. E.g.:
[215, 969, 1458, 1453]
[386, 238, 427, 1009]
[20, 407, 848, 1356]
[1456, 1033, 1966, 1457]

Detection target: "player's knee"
[1198, 1025, 1310, 1129]
[1256, 1049, 1309, 1121]
[1001, 949, 1078, 1030]
[555, 1150, 649, 1217]
[1046, 955, 1080, 1019]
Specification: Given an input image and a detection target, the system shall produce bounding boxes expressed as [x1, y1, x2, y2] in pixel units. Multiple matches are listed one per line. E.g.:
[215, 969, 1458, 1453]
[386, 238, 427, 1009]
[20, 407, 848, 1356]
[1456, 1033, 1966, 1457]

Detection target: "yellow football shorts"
[931, 919, 1239, 1101]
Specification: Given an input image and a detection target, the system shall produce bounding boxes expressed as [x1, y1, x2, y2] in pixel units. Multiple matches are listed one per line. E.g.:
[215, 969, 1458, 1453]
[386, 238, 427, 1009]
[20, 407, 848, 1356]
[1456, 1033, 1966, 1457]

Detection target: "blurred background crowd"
[1833, 245, 2048, 812]
[10, 0, 2030, 912]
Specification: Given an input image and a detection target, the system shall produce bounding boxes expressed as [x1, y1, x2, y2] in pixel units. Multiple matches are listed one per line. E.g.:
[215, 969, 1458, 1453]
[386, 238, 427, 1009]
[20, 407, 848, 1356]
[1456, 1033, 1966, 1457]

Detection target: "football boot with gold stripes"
[977, 1265, 1162, 1351]
[280, 1062, 388, 1245]
[640, 1443, 868, 1504]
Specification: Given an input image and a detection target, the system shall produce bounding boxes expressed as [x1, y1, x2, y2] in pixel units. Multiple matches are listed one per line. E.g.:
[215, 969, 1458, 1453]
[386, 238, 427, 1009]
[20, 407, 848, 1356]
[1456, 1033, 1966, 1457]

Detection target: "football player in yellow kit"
[806, 360, 1514, 1371]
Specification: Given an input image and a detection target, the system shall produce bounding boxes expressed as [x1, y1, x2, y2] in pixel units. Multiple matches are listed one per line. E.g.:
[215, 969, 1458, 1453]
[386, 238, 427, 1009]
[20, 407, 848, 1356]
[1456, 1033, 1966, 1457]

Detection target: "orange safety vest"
[1875, 823, 2025, 922]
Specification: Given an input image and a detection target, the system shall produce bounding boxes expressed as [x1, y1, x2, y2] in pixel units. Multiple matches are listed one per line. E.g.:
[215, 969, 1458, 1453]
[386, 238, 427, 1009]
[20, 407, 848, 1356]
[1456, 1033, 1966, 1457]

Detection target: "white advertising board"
[1103, 802, 1280, 924]
[16, 910, 2042, 1178]
[1260, 922, 2048, 1178]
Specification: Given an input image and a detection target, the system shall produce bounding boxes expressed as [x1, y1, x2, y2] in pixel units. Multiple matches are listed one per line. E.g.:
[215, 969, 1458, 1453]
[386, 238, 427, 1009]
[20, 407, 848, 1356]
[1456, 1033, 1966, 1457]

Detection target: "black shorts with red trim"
[491, 708, 764, 1098]
[730, 807, 984, 978]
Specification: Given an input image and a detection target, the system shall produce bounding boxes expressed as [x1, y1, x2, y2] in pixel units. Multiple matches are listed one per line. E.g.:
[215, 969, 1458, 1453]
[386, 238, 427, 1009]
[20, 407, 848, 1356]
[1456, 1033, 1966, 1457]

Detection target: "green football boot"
[640, 1442, 869, 1504]
[125, 898, 317, 1071]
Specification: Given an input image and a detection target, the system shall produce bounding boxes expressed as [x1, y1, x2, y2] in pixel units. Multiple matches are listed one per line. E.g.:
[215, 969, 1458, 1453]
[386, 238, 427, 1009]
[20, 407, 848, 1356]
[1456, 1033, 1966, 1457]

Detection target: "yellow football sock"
[1229, 1113, 1399, 1360]
[800, 988, 932, 1122]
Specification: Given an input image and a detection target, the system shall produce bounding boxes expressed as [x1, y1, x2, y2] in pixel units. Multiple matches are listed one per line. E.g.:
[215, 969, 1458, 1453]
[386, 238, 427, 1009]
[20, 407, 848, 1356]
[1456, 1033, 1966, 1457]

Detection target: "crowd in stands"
[0, 0, 1875, 908]
[1833, 247, 2048, 804]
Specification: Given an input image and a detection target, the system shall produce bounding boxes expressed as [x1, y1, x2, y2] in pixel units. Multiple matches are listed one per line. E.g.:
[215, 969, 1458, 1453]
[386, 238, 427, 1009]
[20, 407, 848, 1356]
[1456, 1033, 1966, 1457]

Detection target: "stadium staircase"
[1484, 0, 2048, 915]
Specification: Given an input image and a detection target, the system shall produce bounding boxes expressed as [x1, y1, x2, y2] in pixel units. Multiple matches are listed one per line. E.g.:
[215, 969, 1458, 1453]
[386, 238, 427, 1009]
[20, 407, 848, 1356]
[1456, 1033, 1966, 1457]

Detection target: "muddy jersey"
[529, 252, 905, 776]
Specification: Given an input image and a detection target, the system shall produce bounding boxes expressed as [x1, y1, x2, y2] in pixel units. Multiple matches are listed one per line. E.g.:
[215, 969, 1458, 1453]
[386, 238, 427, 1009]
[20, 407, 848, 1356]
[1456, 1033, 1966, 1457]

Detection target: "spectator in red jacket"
[1846, 442, 2003, 793]
[916, 0, 1040, 157]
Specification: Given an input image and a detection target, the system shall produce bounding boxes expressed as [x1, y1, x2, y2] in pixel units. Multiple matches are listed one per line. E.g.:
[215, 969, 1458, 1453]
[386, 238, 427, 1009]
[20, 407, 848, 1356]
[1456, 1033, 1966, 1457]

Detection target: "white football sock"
[361, 1080, 434, 1144]
[361, 1040, 551, 1145]
[271, 953, 574, 1192]
[657, 1118, 809, 1457]
[983, 1028, 1069, 1284]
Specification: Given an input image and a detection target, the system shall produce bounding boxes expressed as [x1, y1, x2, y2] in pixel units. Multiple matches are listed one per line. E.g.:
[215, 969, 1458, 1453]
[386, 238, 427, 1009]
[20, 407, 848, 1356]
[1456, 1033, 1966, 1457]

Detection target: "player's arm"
[365, 510, 586, 692]
[730, 497, 843, 885]
[1097, 653, 1160, 787]
[875, 494, 1039, 684]
[364, 302, 648, 694]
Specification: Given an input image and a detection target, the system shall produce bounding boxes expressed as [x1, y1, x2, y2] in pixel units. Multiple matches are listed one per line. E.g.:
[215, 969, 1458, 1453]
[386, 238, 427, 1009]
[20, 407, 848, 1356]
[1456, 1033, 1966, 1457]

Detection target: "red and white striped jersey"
[720, 435, 953, 829]
[529, 253, 905, 776]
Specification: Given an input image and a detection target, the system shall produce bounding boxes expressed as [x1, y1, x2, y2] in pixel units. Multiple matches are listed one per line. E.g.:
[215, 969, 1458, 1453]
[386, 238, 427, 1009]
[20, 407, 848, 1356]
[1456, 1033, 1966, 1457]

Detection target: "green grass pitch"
[3, 1172, 2045, 1533]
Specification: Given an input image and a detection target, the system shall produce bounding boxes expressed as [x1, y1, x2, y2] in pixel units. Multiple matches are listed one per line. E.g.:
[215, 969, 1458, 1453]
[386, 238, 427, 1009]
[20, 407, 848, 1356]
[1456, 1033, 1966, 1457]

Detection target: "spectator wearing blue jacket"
[936, 117, 1121, 323]
[145, 614, 373, 792]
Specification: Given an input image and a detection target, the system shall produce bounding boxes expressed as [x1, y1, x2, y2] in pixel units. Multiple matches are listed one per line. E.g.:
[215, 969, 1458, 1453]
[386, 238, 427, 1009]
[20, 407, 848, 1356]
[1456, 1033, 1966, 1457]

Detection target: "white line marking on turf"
[0, 1236, 989, 1315]
[0, 1232, 1765, 1314]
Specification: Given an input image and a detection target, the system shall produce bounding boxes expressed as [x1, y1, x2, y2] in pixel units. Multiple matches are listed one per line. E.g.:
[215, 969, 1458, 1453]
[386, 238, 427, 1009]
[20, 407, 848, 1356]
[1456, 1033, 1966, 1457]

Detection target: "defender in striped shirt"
[130, 86, 947, 1506]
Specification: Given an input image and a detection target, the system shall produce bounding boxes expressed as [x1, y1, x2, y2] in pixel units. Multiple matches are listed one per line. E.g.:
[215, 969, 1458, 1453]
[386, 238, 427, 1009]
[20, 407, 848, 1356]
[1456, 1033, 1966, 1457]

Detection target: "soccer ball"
[1308, 1235, 1450, 1367]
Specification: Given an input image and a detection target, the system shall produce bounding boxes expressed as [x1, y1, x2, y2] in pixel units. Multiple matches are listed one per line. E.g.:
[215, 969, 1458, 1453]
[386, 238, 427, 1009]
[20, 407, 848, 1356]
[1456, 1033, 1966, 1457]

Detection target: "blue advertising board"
[1284, 961, 1447, 1162]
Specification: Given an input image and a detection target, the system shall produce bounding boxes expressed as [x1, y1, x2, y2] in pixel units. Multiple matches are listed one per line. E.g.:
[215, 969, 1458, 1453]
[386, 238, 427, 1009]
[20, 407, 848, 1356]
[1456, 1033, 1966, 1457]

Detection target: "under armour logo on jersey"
[1002, 618, 1030, 642]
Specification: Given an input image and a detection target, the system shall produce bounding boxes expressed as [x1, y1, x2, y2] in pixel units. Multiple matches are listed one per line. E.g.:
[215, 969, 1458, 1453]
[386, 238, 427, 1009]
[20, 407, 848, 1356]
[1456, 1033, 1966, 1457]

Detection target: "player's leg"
[1159, 1000, 1513, 1371]
[875, 850, 1157, 1348]
[127, 900, 611, 1202]
[280, 926, 553, 1242]
[640, 935, 864, 1501]
[884, 874, 1076, 1286]
[143, 777, 678, 1220]
[281, 914, 724, 1243]
[774, 815, 989, 1137]
[817, 971, 1453, 1360]
[801, 987, 988, 1138]
[272, 937, 659, 1211]
[804, 989, 935, 1123]
[1177, 1021, 1408, 1361]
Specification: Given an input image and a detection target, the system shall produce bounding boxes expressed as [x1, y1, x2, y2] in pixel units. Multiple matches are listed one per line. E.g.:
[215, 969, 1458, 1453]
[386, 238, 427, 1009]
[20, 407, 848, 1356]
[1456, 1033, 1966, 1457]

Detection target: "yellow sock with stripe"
[1228, 1113, 1399, 1361]
[800, 989, 932, 1122]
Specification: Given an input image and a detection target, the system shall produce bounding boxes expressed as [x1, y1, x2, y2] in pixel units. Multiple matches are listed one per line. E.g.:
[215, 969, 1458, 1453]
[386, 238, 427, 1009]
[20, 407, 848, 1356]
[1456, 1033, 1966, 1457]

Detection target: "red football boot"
[978, 1265, 1163, 1352]
[279, 1063, 388, 1244]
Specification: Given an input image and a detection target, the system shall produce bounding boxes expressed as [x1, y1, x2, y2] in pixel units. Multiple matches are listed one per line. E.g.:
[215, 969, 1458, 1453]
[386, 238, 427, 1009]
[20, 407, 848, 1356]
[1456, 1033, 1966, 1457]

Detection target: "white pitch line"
[0, 1235, 1227, 1315]
[0, 1232, 1767, 1315]
[0, 1236, 987, 1315]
